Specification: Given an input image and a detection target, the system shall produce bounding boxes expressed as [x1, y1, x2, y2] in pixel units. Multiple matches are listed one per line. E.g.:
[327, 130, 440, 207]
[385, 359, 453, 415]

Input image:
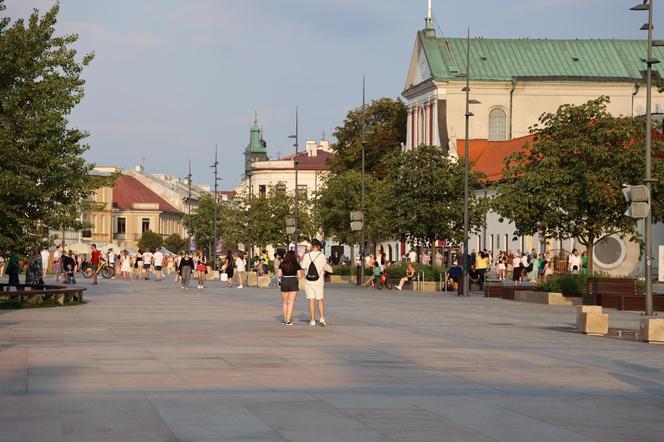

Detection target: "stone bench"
[514, 290, 582, 306]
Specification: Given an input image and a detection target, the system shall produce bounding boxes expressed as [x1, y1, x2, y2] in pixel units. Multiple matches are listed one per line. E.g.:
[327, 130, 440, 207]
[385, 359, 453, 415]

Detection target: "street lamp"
[288, 106, 300, 244]
[630, 0, 662, 316]
[359, 76, 367, 285]
[286, 217, 296, 249]
[462, 28, 481, 297]
[210, 145, 220, 263]
[186, 159, 193, 252]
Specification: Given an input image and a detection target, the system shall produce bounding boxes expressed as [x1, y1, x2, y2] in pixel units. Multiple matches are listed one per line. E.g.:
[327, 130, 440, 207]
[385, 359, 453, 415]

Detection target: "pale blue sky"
[4, 0, 661, 188]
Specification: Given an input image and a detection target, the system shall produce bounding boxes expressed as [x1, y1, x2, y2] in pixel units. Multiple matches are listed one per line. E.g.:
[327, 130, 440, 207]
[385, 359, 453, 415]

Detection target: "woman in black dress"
[278, 251, 302, 325]
[223, 250, 235, 288]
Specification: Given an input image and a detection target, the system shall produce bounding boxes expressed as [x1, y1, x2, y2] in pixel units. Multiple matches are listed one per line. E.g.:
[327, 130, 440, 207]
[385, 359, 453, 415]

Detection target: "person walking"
[235, 252, 246, 289]
[179, 253, 194, 290]
[135, 250, 143, 279]
[107, 248, 117, 279]
[120, 250, 132, 280]
[268, 252, 282, 287]
[395, 262, 416, 291]
[153, 249, 164, 281]
[222, 251, 235, 287]
[475, 251, 489, 291]
[174, 253, 182, 283]
[0, 253, 5, 279]
[6, 251, 21, 286]
[278, 250, 301, 325]
[90, 244, 101, 285]
[40, 247, 50, 278]
[143, 249, 153, 280]
[300, 239, 333, 326]
[25, 249, 43, 285]
[195, 259, 206, 289]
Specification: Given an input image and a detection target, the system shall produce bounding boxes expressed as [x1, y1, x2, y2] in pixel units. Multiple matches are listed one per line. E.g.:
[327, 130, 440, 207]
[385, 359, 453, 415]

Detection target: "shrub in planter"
[385, 263, 447, 280]
[536, 274, 587, 296]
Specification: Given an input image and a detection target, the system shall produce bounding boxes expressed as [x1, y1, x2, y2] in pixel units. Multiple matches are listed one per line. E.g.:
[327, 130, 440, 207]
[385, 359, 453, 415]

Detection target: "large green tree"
[493, 97, 664, 275]
[384, 145, 487, 249]
[329, 97, 407, 176]
[315, 170, 392, 250]
[0, 2, 104, 252]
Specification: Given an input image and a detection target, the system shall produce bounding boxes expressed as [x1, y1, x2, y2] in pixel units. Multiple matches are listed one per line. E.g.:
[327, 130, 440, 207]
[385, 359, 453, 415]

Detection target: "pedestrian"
[40, 247, 50, 278]
[153, 248, 164, 281]
[196, 259, 206, 289]
[174, 253, 182, 283]
[179, 252, 194, 290]
[278, 250, 302, 325]
[135, 250, 143, 279]
[447, 261, 462, 292]
[120, 250, 132, 280]
[544, 251, 554, 280]
[90, 244, 101, 285]
[143, 249, 153, 280]
[395, 262, 416, 291]
[0, 253, 5, 278]
[235, 252, 246, 288]
[497, 251, 507, 280]
[269, 252, 282, 287]
[25, 249, 44, 285]
[408, 248, 417, 263]
[300, 239, 333, 326]
[581, 251, 588, 275]
[568, 249, 581, 273]
[512, 253, 522, 282]
[107, 248, 116, 279]
[6, 251, 21, 286]
[363, 261, 381, 288]
[222, 250, 235, 287]
[475, 251, 489, 290]
[63, 251, 77, 284]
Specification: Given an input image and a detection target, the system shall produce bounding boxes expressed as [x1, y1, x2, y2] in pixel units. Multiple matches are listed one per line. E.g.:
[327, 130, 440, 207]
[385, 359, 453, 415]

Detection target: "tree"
[493, 97, 664, 275]
[329, 97, 407, 177]
[383, 145, 487, 250]
[0, 2, 106, 253]
[183, 194, 221, 253]
[163, 233, 187, 253]
[315, 170, 392, 249]
[138, 230, 163, 251]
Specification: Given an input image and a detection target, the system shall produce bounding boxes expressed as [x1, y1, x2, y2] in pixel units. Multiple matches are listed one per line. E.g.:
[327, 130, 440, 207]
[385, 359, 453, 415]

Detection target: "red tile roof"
[457, 135, 534, 182]
[280, 150, 335, 170]
[113, 175, 179, 213]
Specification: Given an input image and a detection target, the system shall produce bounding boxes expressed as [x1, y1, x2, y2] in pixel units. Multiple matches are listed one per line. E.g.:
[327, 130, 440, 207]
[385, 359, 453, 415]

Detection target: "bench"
[0, 284, 85, 305]
[502, 284, 536, 300]
[484, 281, 504, 298]
[586, 278, 636, 307]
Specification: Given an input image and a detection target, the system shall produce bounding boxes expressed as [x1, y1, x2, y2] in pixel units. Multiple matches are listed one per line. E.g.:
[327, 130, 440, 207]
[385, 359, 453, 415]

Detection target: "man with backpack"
[300, 239, 333, 326]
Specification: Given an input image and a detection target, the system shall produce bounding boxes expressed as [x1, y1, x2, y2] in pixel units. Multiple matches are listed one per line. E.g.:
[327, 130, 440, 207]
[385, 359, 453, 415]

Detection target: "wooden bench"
[0, 284, 85, 305]
[587, 278, 636, 307]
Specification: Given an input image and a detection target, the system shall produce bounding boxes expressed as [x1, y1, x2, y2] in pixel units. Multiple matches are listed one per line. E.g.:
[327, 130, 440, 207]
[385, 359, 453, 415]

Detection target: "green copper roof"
[246, 118, 266, 154]
[420, 31, 664, 82]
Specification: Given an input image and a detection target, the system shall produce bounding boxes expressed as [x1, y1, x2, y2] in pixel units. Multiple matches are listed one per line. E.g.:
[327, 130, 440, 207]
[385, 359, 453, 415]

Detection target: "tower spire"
[424, 0, 435, 36]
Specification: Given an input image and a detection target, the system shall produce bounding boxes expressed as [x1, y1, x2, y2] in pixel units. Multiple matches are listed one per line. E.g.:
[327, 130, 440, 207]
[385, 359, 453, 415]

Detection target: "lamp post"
[186, 159, 193, 252]
[360, 76, 367, 285]
[210, 145, 220, 264]
[288, 107, 300, 244]
[631, 0, 662, 316]
[462, 28, 481, 296]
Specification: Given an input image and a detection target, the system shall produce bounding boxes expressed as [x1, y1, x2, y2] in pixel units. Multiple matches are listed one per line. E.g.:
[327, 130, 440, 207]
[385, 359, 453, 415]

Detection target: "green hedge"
[331, 263, 448, 280]
[536, 274, 588, 296]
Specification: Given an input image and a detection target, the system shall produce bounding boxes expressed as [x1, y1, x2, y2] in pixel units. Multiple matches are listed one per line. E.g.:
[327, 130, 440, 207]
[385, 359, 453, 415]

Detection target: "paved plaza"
[0, 278, 663, 441]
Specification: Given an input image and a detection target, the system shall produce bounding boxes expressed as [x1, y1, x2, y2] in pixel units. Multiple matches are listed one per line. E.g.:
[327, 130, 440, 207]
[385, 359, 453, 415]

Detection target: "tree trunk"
[586, 236, 594, 277]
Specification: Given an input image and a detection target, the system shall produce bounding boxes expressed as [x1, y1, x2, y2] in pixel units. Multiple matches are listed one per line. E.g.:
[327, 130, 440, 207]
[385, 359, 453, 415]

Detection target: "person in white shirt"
[568, 249, 581, 273]
[300, 239, 333, 326]
[153, 250, 164, 281]
[40, 248, 50, 277]
[408, 249, 417, 263]
[107, 249, 116, 279]
[235, 252, 247, 288]
[142, 250, 153, 280]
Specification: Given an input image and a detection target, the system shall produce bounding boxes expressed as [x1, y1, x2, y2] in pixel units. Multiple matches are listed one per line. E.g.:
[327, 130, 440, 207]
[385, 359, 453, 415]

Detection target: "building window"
[259, 185, 267, 198]
[142, 218, 150, 233]
[418, 107, 425, 146]
[297, 185, 308, 200]
[117, 218, 126, 234]
[489, 108, 507, 141]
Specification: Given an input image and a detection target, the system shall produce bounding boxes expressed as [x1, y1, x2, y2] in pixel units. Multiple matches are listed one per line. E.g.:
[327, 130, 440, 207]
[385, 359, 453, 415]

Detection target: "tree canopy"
[0, 2, 106, 252]
[329, 97, 407, 177]
[493, 96, 664, 275]
[138, 230, 163, 252]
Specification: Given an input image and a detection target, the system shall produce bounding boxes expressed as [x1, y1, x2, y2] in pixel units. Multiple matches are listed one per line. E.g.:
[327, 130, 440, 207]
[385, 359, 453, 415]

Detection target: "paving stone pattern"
[0, 278, 663, 441]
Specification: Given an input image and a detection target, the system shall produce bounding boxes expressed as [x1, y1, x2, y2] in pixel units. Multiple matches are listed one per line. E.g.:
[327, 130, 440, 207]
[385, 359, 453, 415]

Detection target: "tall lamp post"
[631, 0, 662, 316]
[210, 145, 220, 263]
[288, 106, 300, 244]
[186, 159, 193, 252]
[360, 76, 367, 285]
[462, 29, 481, 296]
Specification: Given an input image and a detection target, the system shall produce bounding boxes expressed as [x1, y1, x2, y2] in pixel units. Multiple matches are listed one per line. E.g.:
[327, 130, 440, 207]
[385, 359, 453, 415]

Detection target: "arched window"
[488, 108, 507, 141]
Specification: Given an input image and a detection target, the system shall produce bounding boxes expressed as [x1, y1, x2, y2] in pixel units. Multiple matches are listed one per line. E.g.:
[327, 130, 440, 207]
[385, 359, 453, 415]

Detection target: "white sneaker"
[319, 318, 327, 327]
[309, 320, 316, 326]
[238, 285, 243, 289]
[395, 286, 402, 291]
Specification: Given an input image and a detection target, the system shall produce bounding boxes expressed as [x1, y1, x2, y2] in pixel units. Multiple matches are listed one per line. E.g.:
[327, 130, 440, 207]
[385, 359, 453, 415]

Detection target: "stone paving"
[0, 277, 663, 441]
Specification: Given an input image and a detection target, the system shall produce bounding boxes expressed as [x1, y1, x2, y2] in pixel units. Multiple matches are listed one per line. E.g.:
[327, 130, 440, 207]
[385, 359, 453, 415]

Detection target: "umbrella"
[67, 242, 91, 254]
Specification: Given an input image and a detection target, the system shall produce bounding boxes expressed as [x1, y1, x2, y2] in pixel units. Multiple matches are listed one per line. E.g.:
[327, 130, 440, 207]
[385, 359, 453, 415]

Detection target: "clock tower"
[244, 114, 269, 178]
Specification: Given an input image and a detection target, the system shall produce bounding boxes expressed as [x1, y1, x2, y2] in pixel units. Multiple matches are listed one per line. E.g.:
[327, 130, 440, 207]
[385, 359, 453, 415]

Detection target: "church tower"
[244, 114, 269, 177]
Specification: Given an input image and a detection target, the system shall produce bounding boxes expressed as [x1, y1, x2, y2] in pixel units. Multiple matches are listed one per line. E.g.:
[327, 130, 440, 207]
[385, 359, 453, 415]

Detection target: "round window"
[593, 236, 625, 269]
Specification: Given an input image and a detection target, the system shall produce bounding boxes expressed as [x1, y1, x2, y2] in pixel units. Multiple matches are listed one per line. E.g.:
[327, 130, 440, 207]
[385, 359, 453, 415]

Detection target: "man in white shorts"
[153, 249, 164, 281]
[300, 239, 333, 326]
[40, 248, 50, 278]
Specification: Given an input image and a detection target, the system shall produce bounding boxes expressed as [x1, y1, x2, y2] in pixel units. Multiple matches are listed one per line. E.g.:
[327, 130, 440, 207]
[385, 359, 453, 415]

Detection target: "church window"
[489, 108, 507, 141]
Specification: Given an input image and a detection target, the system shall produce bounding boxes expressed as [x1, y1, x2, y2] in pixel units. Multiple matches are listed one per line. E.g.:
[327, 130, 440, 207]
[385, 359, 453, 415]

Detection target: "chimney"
[306, 140, 317, 157]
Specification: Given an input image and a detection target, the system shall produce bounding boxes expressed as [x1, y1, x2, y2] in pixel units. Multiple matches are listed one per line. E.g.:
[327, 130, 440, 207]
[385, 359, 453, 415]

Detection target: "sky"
[4, 0, 662, 189]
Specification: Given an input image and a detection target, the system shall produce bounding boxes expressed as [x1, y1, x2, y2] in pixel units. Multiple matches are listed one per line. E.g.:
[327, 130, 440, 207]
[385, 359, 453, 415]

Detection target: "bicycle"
[81, 259, 114, 279]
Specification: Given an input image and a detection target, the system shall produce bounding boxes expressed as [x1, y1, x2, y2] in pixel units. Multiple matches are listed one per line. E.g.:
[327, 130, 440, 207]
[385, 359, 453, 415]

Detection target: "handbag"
[220, 272, 228, 282]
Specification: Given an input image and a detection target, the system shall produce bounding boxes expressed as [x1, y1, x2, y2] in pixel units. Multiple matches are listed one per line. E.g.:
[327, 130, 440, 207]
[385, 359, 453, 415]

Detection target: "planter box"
[484, 282, 504, 298]
[328, 275, 353, 284]
[576, 306, 608, 336]
[587, 277, 636, 306]
[640, 317, 664, 343]
[515, 291, 582, 306]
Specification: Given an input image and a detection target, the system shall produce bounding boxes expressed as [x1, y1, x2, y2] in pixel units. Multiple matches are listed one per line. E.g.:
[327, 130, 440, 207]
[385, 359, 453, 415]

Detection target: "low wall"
[514, 290, 582, 306]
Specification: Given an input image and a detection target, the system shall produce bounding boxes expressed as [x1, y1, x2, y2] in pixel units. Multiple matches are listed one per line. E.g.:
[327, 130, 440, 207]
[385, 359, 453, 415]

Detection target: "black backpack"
[305, 253, 321, 281]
